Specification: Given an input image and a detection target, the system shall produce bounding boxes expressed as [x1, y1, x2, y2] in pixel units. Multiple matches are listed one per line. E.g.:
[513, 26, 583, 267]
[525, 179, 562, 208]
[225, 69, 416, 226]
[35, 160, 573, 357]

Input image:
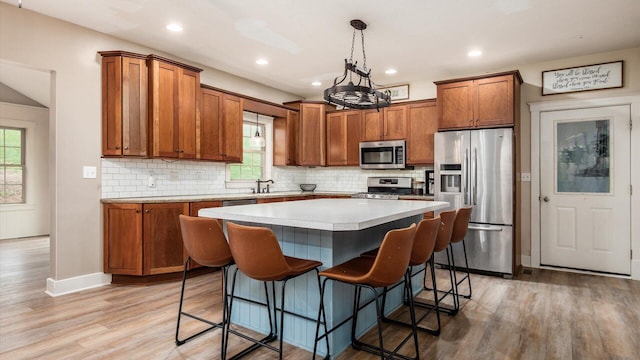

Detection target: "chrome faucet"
[256, 179, 274, 193]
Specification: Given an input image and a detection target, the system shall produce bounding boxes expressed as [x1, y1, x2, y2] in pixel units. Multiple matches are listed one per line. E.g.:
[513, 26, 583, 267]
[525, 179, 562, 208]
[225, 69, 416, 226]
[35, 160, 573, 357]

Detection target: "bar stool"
[225, 221, 324, 360]
[448, 207, 473, 300]
[176, 215, 234, 359]
[313, 223, 418, 360]
[361, 217, 442, 335]
[421, 209, 458, 315]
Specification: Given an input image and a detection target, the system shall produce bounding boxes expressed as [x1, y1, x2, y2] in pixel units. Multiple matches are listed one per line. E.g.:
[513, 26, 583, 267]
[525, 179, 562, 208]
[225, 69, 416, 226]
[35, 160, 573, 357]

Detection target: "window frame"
[225, 112, 273, 189]
[0, 126, 26, 204]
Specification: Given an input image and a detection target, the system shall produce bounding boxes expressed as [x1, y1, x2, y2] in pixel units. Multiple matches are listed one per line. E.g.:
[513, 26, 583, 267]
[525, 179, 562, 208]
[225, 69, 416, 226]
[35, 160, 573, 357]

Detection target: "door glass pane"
[556, 119, 610, 193]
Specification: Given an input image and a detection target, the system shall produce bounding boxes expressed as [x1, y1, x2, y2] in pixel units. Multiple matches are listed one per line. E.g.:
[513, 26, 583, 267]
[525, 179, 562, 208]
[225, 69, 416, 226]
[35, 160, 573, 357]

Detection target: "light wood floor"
[1, 237, 639, 359]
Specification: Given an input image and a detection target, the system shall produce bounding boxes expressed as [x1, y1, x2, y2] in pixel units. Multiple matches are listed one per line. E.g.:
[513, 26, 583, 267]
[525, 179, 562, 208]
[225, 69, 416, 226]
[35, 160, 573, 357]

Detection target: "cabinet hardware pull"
[115, 146, 120, 149]
[145, 209, 149, 213]
[124, 146, 129, 150]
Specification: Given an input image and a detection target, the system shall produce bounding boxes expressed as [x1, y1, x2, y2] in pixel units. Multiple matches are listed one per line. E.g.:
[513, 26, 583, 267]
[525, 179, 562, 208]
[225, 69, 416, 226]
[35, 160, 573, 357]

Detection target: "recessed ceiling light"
[166, 23, 183, 32]
[256, 58, 269, 65]
[312, 81, 322, 86]
[468, 50, 483, 57]
[385, 68, 397, 75]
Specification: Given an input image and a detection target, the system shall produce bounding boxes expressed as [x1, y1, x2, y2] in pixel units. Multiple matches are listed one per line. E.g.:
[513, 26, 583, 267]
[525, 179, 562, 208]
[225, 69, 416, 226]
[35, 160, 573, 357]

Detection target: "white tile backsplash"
[101, 158, 431, 198]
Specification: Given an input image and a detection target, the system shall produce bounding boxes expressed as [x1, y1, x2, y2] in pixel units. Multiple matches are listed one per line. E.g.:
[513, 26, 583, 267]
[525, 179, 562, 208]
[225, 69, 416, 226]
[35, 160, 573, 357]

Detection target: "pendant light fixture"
[324, 19, 391, 110]
[249, 112, 265, 148]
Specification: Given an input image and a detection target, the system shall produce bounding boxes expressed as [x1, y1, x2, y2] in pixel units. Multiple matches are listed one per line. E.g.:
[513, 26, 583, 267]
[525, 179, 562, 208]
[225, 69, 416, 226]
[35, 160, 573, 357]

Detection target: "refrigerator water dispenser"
[439, 164, 462, 193]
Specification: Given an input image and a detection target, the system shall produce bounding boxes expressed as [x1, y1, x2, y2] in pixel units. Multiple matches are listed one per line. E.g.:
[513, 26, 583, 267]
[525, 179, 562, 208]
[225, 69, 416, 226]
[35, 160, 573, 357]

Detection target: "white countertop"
[198, 198, 449, 231]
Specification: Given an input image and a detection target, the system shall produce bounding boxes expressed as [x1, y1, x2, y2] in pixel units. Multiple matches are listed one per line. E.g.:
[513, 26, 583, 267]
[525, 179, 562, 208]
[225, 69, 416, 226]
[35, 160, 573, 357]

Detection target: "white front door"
[540, 105, 631, 275]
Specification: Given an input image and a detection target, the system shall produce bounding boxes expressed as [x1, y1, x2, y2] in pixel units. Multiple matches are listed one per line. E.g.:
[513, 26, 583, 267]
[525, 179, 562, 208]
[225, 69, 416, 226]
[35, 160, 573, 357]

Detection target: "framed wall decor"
[542, 61, 623, 95]
[381, 83, 410, 100]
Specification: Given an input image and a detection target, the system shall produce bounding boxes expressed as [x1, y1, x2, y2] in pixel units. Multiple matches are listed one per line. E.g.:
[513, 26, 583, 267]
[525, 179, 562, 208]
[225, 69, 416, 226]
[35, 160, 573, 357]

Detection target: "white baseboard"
[632, 259, 640, 280]
[521, 255, 531, 267]
[45, 272, 112, 297]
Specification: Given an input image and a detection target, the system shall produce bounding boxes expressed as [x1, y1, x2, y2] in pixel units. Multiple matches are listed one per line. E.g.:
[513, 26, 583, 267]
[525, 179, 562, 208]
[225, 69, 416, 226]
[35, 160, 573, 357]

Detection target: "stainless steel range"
[352, 177, 413, 200]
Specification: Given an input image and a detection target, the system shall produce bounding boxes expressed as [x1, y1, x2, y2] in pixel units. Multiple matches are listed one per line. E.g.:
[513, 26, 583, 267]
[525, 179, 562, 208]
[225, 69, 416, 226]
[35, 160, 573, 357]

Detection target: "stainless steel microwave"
[359, 140, 406, 169]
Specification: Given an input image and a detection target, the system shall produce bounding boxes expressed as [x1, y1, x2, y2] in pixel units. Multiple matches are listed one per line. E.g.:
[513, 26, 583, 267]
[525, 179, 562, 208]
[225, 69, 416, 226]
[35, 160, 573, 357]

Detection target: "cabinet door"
[152, 61, 180, 158]
[407, 101, 437, 165]
[103, 203, 142, 275]
[345, 111, 362, 165]
[101, 56, 123, 156]
[437, 80, 474, 130]
[151, 61, 199, 159]
[273, 110, 298, 166]
[326, 112, 347, 165]
[298, 104, 326, 166]
[220, 94, 243, 162]
[362, 109, 384, 141]
[199, 88, 223, 160]
[178, 68, 199, 159]
[143, 202, 188, 275]
[474, 74, 514, 127]
[383, 105, 408, 140]
[122, 57, 148, 157]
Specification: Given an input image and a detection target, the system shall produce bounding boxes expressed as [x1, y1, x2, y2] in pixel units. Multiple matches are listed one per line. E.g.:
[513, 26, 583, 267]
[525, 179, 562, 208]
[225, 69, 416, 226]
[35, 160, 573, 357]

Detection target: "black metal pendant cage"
[324, 19, 391, 111]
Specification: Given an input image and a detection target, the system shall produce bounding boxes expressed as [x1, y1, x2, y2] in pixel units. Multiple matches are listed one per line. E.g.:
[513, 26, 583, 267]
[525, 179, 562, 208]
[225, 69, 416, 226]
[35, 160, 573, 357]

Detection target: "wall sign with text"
[542, 61, 623, 95]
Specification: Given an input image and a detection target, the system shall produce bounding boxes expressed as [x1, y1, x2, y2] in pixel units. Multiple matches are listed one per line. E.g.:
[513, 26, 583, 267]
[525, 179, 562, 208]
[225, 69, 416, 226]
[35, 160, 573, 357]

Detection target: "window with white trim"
[226, 113, 273, 188]
[0, 126, 25, 204]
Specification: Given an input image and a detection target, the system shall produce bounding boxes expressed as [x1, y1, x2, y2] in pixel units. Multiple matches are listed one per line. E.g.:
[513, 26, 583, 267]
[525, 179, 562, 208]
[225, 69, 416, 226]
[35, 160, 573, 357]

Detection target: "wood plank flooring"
[1, 237, 639, 359]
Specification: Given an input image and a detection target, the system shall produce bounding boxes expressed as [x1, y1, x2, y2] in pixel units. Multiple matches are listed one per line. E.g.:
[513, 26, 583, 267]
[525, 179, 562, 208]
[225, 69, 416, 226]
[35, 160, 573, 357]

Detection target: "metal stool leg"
[175, 257, 226, 346]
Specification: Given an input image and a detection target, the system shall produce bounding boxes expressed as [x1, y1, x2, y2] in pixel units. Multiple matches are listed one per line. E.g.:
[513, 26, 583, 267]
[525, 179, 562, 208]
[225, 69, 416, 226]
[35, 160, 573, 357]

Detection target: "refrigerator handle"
[463, 149, 469, 205]
[473, 148, 478, 205]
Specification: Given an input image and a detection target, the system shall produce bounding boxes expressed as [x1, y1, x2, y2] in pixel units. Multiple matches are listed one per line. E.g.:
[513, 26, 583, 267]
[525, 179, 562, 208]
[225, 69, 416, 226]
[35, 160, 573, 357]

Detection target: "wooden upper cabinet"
[475, 75, 515, 128]
[327, 110, 362, 166]
[273, 110, 299, 166]
[284, 101, 333, 166]
[407, 100, 437, 165]
[383, 105, 408, 140]
[436, 71, 522, 130]
[436, 80, 474, 130]
[142, 202, 188, 275]
[100, 52, 148, 157]
[299, 103, 326, 166]
[362, 104, 407, 141]
[362, 109, 384, 141]
[149, 56, 202, 159]
[199, 87, 243, 162]
[103, 203, 143, 275]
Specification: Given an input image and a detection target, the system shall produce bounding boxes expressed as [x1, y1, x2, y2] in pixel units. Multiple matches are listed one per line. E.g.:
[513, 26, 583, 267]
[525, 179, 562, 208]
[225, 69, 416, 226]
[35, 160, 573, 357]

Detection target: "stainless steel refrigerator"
[434, 128, 514, 276]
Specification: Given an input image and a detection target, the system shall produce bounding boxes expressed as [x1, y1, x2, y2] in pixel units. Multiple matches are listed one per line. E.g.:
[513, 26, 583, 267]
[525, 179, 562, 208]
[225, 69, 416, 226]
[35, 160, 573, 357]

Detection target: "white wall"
[0, 102, 50, 239]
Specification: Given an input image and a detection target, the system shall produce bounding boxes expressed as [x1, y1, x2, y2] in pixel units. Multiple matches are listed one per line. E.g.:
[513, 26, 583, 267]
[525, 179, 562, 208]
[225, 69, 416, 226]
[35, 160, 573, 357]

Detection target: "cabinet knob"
[124, 146, 129, 150]
[145, 209, 150, 213]
[175, 150, 180, 153]
[136, 209, 140, 213]
[115, 146, 120, 149]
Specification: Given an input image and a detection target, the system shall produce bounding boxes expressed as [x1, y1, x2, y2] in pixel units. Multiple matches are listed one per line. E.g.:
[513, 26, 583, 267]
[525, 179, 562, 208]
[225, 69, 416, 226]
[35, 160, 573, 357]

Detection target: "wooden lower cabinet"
[143, 203, 189, 275]
[103, 202, 189, 276]
[103, 203, 143, 275]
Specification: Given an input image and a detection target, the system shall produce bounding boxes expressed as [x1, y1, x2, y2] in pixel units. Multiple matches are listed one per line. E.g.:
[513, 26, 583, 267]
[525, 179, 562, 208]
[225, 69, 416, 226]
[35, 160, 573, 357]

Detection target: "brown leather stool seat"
[362, 217, 443, 335]
[225, 221, 323, 360]
[176, 215, 234, 358]
[448, 207, 473, 301]
[313, 223, 418, 360]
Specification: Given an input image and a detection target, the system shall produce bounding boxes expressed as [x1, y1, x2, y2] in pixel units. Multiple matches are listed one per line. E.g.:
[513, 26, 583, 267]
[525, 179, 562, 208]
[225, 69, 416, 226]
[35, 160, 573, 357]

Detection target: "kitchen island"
[199, 198, 449, 357]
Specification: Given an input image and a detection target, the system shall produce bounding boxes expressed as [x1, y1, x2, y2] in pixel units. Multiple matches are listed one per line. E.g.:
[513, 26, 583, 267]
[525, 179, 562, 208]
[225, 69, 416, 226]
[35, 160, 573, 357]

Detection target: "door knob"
[543, 196, 549, 202]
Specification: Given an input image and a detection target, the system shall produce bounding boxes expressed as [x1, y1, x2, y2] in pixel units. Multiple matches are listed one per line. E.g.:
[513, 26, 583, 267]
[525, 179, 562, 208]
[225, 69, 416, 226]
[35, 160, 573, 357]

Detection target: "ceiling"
[2, 0, 640, 101]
